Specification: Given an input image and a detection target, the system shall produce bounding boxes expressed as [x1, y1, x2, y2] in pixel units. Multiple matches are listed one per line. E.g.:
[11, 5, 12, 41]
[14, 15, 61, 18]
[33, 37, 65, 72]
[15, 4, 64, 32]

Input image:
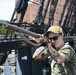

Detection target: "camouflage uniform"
[42, 42, 76, 75]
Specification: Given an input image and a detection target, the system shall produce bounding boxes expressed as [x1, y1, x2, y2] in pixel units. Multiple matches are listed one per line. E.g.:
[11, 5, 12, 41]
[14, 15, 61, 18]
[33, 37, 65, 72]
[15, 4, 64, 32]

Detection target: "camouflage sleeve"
[41, 50, 49, 59]
[59, 45, 74, 61]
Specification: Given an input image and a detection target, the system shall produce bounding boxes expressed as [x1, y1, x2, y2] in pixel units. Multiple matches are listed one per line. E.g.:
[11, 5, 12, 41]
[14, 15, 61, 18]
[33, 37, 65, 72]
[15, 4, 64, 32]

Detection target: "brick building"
[23, 0, 40, 23]
[23, 0, 66, 25]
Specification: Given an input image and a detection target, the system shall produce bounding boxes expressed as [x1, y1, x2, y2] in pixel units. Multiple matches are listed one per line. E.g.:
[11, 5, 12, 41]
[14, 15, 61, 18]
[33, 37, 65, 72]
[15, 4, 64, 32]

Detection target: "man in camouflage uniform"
[33, 25, 76, 75]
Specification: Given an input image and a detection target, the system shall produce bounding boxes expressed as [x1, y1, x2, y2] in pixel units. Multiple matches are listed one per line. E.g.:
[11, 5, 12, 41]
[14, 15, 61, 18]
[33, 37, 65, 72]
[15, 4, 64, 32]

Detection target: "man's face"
[47, 32, 63, 49]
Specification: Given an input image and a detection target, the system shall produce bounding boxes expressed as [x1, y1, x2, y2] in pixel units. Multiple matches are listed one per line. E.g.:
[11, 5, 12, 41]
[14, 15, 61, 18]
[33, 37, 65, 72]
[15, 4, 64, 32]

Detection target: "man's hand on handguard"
[33, 34, 45, 44]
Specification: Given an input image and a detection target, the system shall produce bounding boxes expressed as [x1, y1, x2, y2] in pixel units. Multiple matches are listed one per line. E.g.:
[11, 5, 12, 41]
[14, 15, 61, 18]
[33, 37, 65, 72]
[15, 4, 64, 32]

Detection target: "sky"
[0, 0, 15, 21]
[0, 0, 33, 21]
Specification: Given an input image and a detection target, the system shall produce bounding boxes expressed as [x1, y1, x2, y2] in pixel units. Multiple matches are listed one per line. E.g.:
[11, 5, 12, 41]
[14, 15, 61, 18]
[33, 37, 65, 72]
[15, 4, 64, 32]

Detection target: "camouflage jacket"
[42, 42, 76, 75]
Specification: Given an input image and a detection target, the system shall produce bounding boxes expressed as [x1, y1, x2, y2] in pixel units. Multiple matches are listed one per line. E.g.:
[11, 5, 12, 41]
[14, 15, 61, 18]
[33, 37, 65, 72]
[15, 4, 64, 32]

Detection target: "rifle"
[0, 20, 39, 38]
[2, 21, 76, 48]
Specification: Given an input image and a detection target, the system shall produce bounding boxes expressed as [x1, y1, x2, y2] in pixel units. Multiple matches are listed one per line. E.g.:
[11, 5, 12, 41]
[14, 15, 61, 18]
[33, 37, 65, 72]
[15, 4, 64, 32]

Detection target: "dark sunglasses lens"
[49, 36, 58, 41]
[53, 36, 58, 40]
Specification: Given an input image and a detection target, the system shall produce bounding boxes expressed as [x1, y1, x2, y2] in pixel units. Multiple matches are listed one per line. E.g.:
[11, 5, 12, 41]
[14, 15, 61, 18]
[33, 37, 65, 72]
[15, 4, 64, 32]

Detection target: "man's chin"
[54, 45, 60, 49]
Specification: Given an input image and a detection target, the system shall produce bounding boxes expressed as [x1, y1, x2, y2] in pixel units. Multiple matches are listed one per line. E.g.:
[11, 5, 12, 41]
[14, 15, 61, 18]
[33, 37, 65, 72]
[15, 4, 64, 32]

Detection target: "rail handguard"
[0, 20, 39, 38]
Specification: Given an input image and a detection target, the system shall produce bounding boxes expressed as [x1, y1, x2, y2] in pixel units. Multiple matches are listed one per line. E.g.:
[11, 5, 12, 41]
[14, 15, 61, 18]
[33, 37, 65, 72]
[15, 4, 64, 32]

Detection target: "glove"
[47, 42, 59, 56]
[47, 42, 52, 50]
[32, 46, 45, 58]
[33, 34, 45, 43]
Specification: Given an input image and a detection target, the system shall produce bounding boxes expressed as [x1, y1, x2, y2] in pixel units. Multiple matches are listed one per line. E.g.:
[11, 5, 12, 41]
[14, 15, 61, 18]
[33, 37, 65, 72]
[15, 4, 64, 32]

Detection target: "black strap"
[46, 48, 57, 62]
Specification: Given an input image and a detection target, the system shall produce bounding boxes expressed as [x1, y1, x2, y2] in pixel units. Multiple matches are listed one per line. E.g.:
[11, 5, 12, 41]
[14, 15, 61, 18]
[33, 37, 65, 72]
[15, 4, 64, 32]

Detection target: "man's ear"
[61, 33, 64, 39]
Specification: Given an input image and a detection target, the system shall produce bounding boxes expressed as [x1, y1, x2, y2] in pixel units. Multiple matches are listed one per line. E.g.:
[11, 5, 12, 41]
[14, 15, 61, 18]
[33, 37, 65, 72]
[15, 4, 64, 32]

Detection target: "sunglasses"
[48, 36, 59, 41]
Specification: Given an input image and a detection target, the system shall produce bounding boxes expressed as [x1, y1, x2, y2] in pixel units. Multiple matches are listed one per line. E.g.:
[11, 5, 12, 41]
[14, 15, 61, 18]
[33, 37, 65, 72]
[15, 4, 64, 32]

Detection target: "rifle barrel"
[0, 20, 39, 38]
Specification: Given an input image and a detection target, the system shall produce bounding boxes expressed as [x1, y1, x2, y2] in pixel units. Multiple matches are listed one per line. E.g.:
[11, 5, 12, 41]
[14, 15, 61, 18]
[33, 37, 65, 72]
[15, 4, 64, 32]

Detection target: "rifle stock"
[0, 20, 39, 38]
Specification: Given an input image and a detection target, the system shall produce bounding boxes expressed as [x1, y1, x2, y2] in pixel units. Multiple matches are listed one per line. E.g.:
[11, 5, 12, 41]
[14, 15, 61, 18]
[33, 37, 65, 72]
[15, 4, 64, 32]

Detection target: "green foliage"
[0, 20, 9, 34]
[0, 27, 7, 34]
